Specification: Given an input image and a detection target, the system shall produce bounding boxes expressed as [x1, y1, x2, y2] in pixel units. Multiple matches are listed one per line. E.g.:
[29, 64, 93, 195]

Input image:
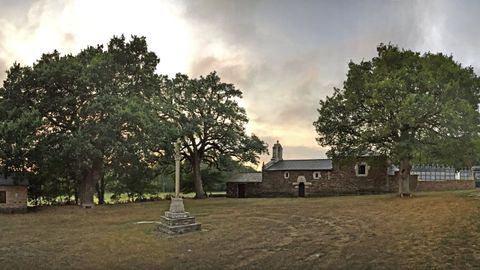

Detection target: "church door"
[298, 182, 305, 197]
[238, 184, 246, 198]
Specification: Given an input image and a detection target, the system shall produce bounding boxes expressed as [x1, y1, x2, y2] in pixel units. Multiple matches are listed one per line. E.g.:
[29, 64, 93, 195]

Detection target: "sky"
[1, 0, 480, 164]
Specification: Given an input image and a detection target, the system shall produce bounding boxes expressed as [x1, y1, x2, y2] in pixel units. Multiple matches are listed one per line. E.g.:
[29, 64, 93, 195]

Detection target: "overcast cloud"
[1, 0, 479, 163]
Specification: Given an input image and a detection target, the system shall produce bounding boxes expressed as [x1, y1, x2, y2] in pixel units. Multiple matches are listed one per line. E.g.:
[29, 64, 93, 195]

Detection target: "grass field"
[2, 190, 480, 269]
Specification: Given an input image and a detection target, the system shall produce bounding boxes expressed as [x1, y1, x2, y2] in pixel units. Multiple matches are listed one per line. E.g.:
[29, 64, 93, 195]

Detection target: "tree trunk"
[192, 154, 206, 199]
[95, 175, 106, 205]
[79, 160, 103, 207]
[399, 158, 412, 197]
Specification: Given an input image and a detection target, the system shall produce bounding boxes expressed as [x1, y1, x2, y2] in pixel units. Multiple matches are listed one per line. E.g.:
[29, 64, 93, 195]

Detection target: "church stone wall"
[228, 156, 475, 198]
[325, 157, 394, 195]
[254, 157, 397, 197]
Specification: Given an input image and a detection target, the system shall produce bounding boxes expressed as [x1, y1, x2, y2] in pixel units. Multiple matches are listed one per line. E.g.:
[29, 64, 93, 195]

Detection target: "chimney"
[271, 140, 283, 162]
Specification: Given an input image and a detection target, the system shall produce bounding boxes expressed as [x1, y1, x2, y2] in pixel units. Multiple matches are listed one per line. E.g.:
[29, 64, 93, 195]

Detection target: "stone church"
[227, 141, 400, 198]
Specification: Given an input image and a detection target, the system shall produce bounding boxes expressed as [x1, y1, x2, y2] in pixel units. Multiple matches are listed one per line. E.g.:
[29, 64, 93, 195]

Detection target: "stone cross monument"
[158, 139, 201, 234]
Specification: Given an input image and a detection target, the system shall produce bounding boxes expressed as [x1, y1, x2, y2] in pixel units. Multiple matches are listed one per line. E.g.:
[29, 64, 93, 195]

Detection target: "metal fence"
[411, 165, 472, 180]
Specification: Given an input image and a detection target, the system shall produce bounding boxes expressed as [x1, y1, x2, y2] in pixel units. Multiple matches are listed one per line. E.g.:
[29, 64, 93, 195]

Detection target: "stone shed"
[0, 175, 28, 213]
[226, 172, 262, 198]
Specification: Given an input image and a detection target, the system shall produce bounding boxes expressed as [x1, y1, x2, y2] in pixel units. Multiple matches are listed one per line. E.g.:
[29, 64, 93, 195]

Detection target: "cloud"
[183, 0, 264, 47]
[413, 0, 480, 71]
[0, 0, 195, 83]
[2, 0, 480, 161]
[190, 55, 256, 90]
[63, 32, 76, 46]
[178, 0, 431, 155]
[0, 59, 7, 83]
[0, 0, 73, 83]
[415, 0, 448, 53]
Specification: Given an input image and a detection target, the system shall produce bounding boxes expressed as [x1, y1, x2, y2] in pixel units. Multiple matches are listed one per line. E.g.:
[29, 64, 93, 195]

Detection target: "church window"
[356, 162, 369, 176]
[284, 171, 290, 179]
[358, 165, 366, 175]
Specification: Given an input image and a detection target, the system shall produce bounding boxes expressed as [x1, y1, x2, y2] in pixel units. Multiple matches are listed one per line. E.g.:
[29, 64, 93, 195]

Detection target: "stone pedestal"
[158, 198, 201, 235]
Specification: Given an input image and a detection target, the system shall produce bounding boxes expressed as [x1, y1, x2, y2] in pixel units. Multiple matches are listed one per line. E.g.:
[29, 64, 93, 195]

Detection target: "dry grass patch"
[2, 191, 480, 269]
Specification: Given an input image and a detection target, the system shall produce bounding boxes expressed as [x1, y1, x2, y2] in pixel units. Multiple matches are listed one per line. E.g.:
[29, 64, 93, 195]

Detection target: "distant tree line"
[0, 35, 267, 206]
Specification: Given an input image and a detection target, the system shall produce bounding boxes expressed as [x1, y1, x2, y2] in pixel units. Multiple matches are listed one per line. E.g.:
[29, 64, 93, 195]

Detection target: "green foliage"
[158, 71, 268, 198]
[0, 35, 168, 203]
[161, 71, 268, 165]
[414, 135, 480, 169]
[181, 156, 257, 193]
[0, 35, 264, 203]
[314, 44, 480, 165]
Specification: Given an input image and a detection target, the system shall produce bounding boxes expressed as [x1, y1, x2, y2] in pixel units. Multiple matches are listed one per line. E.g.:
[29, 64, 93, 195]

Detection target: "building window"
[356, 162, 369, 176]
[358, 165, 366, 175]
[284, 171, 290, 179]
[0, 191, 6, 204]
[313, 172, 321, 179]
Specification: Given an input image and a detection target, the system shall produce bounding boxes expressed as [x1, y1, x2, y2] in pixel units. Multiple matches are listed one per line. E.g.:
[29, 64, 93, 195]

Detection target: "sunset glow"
[2, 0, 480, 163]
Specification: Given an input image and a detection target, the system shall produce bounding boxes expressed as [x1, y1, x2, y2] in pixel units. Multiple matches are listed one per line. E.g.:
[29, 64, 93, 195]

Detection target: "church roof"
[265, 159, 333, 171]
[227, 172, 262, 183]
[0, 175, 29, 186]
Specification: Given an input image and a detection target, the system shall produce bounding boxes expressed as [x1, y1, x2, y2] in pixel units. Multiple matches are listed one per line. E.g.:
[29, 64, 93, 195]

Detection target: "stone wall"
[415, 180, 475, 192]
[228, 172, 474, 198]
[226, 182, 264, 198]
[259, 170, 309, 197]
[325, 157, 393, 195]
[228, 156, 479, 198]
[253, 157, 399, 197]
[0, 186, 28, 213]
[226, 183, 236, 197]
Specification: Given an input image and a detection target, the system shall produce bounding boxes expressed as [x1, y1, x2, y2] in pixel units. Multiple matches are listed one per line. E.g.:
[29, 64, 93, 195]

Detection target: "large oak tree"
[159, 72, 268, 198]
[314, 44, 480, 195]
[0, 35, 164, 206]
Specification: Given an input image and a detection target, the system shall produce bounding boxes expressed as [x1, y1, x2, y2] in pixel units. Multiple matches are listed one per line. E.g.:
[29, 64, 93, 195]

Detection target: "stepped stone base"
[158, 218, 201, 234]
[158, 198, 201, 235]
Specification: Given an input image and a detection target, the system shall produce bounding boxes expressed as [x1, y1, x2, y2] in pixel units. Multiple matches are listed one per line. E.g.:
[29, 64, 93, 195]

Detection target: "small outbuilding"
[0, 175, 28, 213]
[226, 172, 262, 198]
